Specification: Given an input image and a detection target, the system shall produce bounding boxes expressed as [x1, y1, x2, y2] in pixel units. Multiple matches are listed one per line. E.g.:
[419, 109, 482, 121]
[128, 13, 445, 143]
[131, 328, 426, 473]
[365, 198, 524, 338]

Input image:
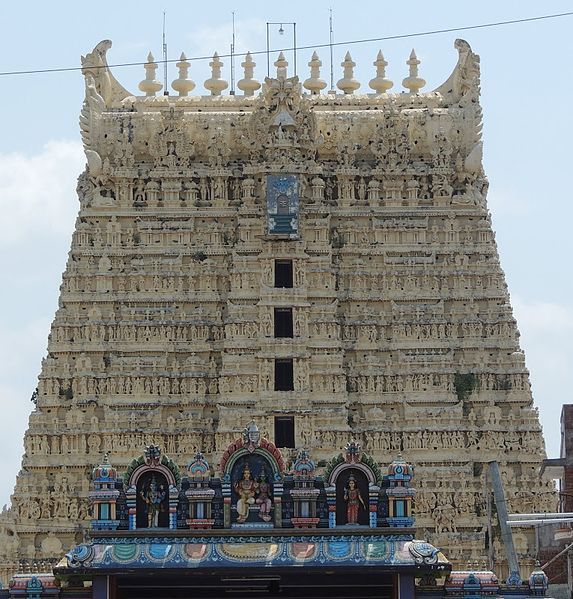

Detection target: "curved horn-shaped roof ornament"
[81, 39, 132, 107]
[432, 39, 480, 104]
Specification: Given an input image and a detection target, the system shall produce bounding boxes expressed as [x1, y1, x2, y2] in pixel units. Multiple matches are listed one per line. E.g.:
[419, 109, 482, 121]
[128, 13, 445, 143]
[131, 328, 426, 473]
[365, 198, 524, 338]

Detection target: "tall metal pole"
[489, 461, 521, 581]
[567, 548, 573, 597]
[541, 540, 573, 570]
[329, 8, 334, 91]
[266, 23, 270, 77]
[293, 23, 297, 76]
[509, 512, 573, 519]
[486, 486, 494, 571]
[162, 11, 168, 94]
[230, 11, 236, 94]
[266, 23, 297, 77]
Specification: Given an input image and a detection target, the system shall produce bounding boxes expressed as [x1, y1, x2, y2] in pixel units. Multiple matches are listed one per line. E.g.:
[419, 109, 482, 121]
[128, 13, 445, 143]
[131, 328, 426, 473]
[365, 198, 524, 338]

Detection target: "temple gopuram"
[0, 37, 556, 595]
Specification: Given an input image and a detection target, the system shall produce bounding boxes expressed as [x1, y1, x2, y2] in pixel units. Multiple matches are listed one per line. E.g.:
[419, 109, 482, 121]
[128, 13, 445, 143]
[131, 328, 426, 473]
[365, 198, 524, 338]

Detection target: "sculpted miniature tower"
[0, 38, 555, 582]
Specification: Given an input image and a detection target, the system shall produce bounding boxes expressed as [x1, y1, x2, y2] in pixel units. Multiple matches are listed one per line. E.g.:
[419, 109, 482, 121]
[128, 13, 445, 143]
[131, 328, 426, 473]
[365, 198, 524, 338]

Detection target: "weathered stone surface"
[0, 39, 554, 584]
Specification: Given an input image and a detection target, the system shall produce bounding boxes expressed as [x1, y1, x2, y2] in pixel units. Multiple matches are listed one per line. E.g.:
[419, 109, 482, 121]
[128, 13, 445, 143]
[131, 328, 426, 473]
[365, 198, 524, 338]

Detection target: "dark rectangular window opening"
[274, 308, 294, 338]
[274, 358, 294, 391]
[275, 260, 293, 288]
[275, 416, 295, 448]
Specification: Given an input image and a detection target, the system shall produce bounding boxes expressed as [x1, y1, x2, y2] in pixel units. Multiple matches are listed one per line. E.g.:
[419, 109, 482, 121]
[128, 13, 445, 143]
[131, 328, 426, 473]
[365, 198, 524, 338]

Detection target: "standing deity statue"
[140, 476, 166, 528]
[344, 475, 366, 525]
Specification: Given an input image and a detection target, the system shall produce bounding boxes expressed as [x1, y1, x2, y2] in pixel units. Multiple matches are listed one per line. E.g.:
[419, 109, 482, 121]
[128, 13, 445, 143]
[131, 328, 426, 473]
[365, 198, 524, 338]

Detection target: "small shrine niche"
[86, 434, 417, 534]
[185, 452, 215, 529]
[124, 445, 181, 530]
[290, 449, 320, 528]
[325, 441, 381, 528]
[385, 455, 416, 527]
[220, 422, 286, 528]
[267, 175, 299, 236]
[88, 454, 120, 530]
[136, 472, 169, 529]
[336, 470, 369, 526]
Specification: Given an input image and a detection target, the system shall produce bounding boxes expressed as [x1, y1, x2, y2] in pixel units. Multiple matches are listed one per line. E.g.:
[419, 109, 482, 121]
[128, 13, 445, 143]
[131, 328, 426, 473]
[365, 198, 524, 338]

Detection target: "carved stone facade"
[0, 39, 554, 584]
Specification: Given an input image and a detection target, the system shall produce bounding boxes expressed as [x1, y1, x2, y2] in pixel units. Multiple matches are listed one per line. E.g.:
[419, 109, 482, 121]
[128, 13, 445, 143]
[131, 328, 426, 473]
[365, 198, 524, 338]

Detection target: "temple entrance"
[114, 570, 397, 599]
[136, 471, 169, 529]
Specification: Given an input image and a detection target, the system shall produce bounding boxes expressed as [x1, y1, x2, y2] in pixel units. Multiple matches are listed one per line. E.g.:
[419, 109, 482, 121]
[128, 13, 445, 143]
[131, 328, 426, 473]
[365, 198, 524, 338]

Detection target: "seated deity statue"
[234, 465, 273, 523]
[234, 466, 257, 523]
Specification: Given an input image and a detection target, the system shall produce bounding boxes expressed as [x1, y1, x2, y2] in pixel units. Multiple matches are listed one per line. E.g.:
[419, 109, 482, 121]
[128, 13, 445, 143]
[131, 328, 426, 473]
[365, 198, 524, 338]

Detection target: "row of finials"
[138, 49, 426, 97]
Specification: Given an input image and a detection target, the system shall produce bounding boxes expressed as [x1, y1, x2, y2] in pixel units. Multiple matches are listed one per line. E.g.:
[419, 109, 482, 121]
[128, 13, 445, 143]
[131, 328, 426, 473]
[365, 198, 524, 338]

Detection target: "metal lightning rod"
[230, 11, 236, 94]
[329, 8, 334, 91]
[162, 11, 168, 94]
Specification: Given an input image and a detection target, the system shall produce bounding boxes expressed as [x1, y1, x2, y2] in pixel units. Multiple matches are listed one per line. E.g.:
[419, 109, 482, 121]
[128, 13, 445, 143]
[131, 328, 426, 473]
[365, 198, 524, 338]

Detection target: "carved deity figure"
[3, 38, 552, 574]
[234, 465, 257, 523]
[255, 470, 272, 522]
[140, 476, 166, 528]
[344, 475, 366, 524]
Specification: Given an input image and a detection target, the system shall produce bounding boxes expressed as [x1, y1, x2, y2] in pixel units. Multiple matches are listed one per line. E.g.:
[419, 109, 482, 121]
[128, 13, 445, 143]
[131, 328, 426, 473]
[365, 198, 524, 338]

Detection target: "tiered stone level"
[0, 39, 555, 583]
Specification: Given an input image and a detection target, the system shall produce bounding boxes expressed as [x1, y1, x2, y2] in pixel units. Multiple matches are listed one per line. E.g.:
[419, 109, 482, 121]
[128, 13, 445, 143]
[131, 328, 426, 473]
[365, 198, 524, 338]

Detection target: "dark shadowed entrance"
[112, 570, 397, 599]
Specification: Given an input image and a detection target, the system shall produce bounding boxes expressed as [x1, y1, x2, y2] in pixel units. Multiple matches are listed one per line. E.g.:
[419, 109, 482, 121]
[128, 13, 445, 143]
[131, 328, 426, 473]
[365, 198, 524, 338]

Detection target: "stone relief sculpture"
[0, 38, 554, 585]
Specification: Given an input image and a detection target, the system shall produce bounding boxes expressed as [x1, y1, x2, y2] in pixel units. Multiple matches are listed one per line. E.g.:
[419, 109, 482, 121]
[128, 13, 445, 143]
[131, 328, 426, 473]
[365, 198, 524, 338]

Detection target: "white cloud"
[0, 140, 83, 508]
[0, 318, 51, 509]
[0, 385, 32, 509]
[512, 296, 573, 458]
[0, 140, 84, 246]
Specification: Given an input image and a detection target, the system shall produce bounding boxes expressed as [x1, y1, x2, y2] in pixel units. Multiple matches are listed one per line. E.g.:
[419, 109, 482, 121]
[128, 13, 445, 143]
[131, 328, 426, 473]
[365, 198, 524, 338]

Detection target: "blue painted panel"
[267, 175, 299, 236]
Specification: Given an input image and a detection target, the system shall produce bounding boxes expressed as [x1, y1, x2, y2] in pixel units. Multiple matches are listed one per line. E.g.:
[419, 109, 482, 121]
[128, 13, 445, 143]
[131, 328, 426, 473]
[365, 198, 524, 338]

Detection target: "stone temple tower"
[0, 39, 555, 582]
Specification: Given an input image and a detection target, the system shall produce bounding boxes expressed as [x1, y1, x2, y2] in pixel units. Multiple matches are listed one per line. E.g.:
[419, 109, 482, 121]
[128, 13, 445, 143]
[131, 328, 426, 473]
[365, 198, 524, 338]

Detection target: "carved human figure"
[344, 475, 366, 524]
[357, 177, 367, 202]
[262, 310, 273, 336]
[234, 465, 256, 523]
[255, 470, 272, 522]
[140, 476, 166, 528]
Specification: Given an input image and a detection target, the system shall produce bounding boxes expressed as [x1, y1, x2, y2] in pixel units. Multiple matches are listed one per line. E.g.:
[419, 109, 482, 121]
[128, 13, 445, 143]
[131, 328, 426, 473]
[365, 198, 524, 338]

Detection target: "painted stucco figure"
[344, 475, 366, 525]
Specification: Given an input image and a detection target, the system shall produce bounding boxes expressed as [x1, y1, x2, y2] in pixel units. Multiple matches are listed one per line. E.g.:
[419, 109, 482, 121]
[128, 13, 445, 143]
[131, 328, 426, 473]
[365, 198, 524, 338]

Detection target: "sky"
[0, 0, 572, 508]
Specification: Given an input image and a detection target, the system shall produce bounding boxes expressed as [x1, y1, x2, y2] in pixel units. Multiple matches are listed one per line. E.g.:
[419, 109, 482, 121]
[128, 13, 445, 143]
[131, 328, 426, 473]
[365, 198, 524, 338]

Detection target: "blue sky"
[0, 0, 572, 507]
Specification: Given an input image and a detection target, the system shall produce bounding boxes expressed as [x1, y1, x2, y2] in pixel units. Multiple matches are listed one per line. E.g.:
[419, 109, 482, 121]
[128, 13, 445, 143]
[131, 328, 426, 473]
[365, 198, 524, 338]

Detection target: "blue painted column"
[398, 574, 415, 599]
[368, 485, 379, 527]
[92, 576, 108, 599]
[325, 486, 336, 528]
